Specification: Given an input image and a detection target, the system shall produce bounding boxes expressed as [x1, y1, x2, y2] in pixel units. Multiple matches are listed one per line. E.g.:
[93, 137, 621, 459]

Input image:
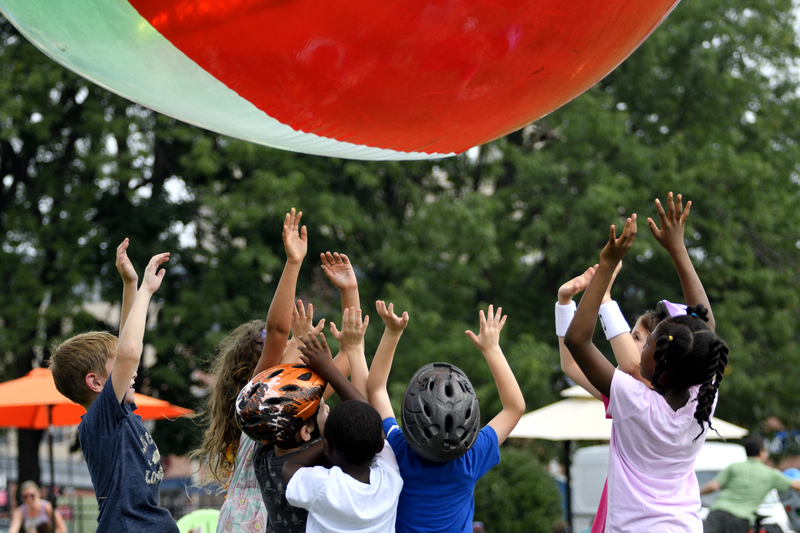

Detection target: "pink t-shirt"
[604, 370, 712, 533]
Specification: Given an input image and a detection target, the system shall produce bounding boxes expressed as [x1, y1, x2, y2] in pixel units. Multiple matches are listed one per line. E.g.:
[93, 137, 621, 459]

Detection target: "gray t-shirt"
[253, 441, 318, 533]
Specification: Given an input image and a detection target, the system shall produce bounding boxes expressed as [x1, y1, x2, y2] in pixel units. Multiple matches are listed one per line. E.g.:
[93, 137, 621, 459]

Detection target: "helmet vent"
[445, 384, 453, 397]
[297, 372, 313, 381]
[428, 380, 435, 391]
[444, 414, 453, 433]
[266, 368, 284, 379]
[266, 397, 284, 405]
[465, 408, 471, 420]
[423, 405, 431, 417]
[280, 384, 301, 392]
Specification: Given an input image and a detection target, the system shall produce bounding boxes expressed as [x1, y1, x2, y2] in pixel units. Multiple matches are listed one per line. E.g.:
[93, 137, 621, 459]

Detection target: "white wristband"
[599, 301, 630, 340]
[555, 301, 577, 337]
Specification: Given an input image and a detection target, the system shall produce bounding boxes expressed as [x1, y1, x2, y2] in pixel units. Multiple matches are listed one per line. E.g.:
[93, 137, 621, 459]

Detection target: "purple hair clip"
[260, 328, 266, 343]
[659, 300, 687, 317]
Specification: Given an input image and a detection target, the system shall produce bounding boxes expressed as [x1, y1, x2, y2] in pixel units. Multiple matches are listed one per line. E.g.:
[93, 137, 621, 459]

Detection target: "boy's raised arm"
[115, 252, 169, 403]
[252, 208, 307, 379]
[367, 301, 409, 421]
[298, 332, 367, 404]
[329, 307, 370, 399]
[282, 440, 326, 483]
[647, 192, 715, 331]
[565, 216, 637, 398]
[115, 238, 139, 332]
[466, 305, 524, 445]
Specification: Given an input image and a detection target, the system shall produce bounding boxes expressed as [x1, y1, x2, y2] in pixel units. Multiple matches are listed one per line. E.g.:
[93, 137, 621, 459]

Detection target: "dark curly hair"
[324, 400, 383, 466]
[648, 304, 728, 441]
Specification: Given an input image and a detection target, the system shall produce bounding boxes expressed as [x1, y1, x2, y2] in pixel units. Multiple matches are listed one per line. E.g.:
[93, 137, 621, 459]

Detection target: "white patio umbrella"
[510, 385, 747, 440]
[509, 386, 747, 527]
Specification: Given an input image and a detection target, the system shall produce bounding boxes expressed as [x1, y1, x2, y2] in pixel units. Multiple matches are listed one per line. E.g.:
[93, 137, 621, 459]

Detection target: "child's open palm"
[648, 192, 690, 255]
[140, 253, 169, 294]
[330, 307, 368, 350]
[115, 238, 138, 284]
[558, 265, 597, 303]
[292, 300, 325, 339]
[466, 305, 507, 352]
[283, 208, 308, 264]
[376, 301, 409, 333]
[320, 252, 358, 291]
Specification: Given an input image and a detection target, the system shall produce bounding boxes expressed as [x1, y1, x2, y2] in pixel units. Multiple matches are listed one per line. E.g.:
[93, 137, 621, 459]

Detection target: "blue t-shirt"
[383, 417, 500, 533]
[79, 375, 177, 533]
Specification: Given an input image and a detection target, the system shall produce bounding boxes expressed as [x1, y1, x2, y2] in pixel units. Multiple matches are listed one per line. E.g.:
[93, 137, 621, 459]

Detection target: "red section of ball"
[129, 0, 678, 154]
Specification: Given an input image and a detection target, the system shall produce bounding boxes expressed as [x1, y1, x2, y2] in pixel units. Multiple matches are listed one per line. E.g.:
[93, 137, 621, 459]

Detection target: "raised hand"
[558, 265, 597, 304]
[320, 252, 358, 291]
[140, 252, 169, 294]
[283, 208, 308, 264]
[330, 307, 369, 350]
[376, 301, 409, 333]
[600, 214, 637, 266]
[115, 238, 138, 284]
[648, 192, 690, 255]
[466, 305, 507, 352]
[298, 332, 335, 374]
[291, 300, 325, 340]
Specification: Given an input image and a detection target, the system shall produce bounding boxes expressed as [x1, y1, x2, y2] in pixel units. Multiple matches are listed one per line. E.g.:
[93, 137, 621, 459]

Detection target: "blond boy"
[50, 240, 176, 532]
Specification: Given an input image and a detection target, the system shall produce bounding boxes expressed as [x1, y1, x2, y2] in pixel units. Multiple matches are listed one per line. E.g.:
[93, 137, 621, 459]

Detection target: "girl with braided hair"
[564, 194, 729, 533]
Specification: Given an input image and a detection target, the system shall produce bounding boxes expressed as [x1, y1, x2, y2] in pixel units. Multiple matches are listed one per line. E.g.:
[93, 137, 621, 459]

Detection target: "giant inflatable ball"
[0, 0, 680, 160]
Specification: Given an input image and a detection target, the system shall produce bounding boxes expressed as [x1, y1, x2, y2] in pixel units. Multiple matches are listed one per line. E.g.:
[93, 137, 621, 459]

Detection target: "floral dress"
[217, 433, 268, 533]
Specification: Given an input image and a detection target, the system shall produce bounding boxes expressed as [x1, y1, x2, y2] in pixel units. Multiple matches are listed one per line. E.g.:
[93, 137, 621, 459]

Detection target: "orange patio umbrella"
[0, 368, 193, 497]
[0, 368, 193, 428]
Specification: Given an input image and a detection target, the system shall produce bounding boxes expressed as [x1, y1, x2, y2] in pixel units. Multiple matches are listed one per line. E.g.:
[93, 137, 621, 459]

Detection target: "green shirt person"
[701, 435, 800, 533]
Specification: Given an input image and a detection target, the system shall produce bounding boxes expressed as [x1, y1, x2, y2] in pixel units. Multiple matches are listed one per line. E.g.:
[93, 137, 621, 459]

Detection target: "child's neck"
[340, 463, 371, 484]
[660, 386, 691, 412]
[273, 440, 312, 457]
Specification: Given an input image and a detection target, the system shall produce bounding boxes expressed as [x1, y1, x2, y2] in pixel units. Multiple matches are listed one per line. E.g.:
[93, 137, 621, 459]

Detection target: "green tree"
[473, 446, 563, 533]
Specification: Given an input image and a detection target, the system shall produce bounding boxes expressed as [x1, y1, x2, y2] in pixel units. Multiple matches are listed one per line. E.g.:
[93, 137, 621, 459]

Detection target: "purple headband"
[659, 300, 687, 317]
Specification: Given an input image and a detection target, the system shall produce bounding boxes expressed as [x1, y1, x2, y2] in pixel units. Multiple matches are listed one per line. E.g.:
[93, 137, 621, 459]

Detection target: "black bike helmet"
[401, 362, 480, 462]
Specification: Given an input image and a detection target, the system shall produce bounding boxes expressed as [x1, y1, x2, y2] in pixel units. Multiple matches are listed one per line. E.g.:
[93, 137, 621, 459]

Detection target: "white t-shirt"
[285, 440, 403, 533]
[606, 370, 714, 533]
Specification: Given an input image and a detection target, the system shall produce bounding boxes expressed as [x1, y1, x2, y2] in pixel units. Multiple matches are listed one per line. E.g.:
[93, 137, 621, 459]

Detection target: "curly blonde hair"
[190, 320, 265, 487]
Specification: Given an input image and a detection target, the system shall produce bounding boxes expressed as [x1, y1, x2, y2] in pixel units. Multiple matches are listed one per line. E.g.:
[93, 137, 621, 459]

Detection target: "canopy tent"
[510, 385, 747, 441]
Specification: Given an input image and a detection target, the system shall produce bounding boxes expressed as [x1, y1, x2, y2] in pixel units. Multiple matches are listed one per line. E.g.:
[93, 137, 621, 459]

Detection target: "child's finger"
[317, 332, 329, 351]
[681, 200, 692, 223]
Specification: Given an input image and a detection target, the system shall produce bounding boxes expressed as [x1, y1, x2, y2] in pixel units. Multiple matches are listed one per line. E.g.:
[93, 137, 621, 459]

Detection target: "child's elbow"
[511, 397, 526, 419]
[563, 335, 578, 354]
[265, 320, 291, 337]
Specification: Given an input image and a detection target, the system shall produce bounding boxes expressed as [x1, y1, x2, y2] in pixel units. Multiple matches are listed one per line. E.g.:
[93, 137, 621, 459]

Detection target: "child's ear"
[85, 372, 104, 393]
[297, 420, 314, 443]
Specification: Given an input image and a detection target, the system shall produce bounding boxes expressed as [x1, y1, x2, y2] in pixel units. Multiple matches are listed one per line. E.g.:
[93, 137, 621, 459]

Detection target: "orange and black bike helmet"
[235, 364, 327, 447]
